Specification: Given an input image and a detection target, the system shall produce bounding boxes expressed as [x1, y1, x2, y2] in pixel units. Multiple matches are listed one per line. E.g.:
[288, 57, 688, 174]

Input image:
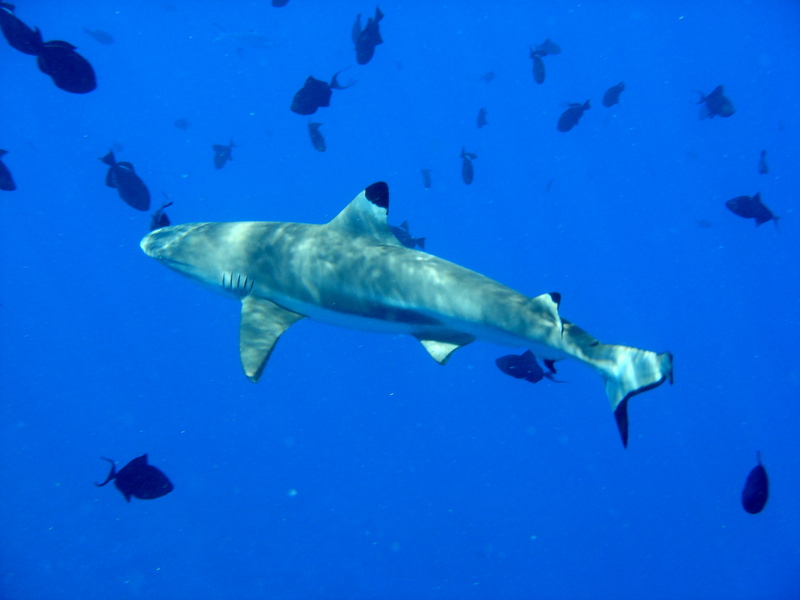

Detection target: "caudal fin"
[597, 346, 673, 448]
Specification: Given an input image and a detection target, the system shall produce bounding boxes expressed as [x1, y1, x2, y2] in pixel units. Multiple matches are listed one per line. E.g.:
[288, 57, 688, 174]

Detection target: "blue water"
[2, 1, 799, 598]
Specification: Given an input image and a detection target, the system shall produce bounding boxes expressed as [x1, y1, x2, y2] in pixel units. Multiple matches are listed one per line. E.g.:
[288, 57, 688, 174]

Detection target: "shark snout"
[140, 223, 201, 262]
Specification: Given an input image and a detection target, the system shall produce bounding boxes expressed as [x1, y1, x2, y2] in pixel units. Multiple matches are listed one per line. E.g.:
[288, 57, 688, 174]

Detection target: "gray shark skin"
[141, 182, 673, 447]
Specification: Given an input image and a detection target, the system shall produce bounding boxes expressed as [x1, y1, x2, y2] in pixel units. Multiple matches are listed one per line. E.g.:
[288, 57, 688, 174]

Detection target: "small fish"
[307, 122, 326, 152]
[95, 454, 174, 502]
[697, 85, 735, 119]
[83, 27, 114, 45]
[352, 6, 384, 65]
[290, 71, 353, 116]
[272, 0, 290, 5]
[36, 38, 97, 93]
[100, 150, 151, 211]
[477, 107, 488, 129]
[530, 50, 545, 84]
[695, 219, 712, 229]
[545, 178, 554, 193]
[389, 221, 425, 250]
[557, 100, 590, 132]
[212, 139, 236, 169]
[0, 2, 42, 55]
[460, 147, 477, 185]
[420, 168, 432, 190]
[603, 82, 625, 107]
[725, 193, 778, 228]
[479, 71, 495, 83]
[173, 118, 191, 131]
[150, 198, 174, 231]
[741, 452, 769, 514]
[495, 350, 562, 384]
[758, 150, 769, 175]
[533, 38, 561, 56]
[0, 149, 16, 191]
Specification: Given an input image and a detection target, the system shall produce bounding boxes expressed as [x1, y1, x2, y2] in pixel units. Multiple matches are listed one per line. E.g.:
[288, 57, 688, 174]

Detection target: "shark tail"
[559, 320, 673, 448]
[597, 344, 673, 448]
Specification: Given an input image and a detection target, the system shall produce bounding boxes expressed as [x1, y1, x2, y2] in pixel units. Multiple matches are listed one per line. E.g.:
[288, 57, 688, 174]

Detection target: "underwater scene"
[1, 1, 798, 598]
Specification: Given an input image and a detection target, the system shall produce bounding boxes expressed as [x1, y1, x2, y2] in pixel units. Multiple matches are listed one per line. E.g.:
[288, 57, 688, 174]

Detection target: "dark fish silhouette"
[0, 2, 42, 54]
[496, 350, 562, 384]
[696, 219, 712, 229]
[758, 150, 769, 175]
[479, 71, 495, 83]
[0, 149, 16, 191]
[36, 38, 96, 93]
[150, 197, 173, 231]
[352, 6, 384, 65]
[477, 107, 488, 128]
[95, 454, 174, 502]
[557, 100, 590, 132]
[460, 147, 477, 185]
[530, 50, 545, 84]
[533, 38, 560, 56]
[307, 122, 326, 152]
[697, 85, 735, 119]
[83, 27, 114, 45]
[173, 118, 191, 130]
[725, 193, 778, 228]
[100, 150, 150, 211]
[290, 71, 352, 115]
[272, 0, 290, 6]
[603, 82, 625, 107]
[420, 168, 432, 190]
[742, 452, 768, 514]
[212, 139, 235, 169]
[389, 221, 425, 250]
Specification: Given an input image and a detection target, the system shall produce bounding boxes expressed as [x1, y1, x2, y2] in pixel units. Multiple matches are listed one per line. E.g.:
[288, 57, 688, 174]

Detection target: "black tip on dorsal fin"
[365, 182, 389, 210]
[614, 398, 629, 448]
[548, 292, 561, 307]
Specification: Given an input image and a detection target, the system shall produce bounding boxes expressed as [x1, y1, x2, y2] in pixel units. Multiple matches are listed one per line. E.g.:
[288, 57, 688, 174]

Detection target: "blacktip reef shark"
[140, 182, 673, 447]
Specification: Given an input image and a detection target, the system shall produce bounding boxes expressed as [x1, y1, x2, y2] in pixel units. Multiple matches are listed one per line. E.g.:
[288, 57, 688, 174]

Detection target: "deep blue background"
[2, 1, 799, 598]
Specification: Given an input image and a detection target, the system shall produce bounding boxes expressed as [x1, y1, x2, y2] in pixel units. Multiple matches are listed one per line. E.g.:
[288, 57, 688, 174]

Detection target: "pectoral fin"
[239, 296, 305, 382]
[416, 334, 475, 364]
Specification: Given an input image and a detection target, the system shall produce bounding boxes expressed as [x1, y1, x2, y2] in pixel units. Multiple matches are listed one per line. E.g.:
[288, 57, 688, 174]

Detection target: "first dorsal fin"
[326, 182, 401, 246]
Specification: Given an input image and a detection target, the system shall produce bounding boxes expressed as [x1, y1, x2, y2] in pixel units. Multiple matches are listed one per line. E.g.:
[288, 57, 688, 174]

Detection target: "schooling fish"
[557, 100, 590, 132]
[352, 6, 384, 65]
[0, 2, 42, 55]
[741, 452, 769, 514]
[460, 147, 477, 185]
[725, 193, 778, 228]
[757, 150, 769, 175]
[151, 198, 174, 231]
[290, 71, 353, 116]
[603, 82, 625, 107]
[697, 85, 735, 119]
[0, 149, 16, 191]
[100, 150, 151, 211]
[533, 38, 560, 56]
[530, 50, 545, 84]
[496, 350, 562, 384]
[389, 220, 425, 250]
[36, 37, 97, 93]
[83, 27, 114, 45]
[95, 454, 174, 503]
[307, 122, 326, 152]
[212, 139, 236, 169]
[420, 168, 432, 190]
[477, 107, 488, 129]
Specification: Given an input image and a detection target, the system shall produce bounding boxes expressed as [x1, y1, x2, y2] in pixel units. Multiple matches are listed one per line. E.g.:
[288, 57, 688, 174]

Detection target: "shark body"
[141, 182, 672, 447]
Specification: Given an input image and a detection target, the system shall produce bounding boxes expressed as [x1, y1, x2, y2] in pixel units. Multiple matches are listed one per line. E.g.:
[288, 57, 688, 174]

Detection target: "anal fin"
[239, 296, 305, 382]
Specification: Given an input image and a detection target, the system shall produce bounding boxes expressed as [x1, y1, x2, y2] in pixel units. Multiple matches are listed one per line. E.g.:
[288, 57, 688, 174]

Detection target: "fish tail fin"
[416, 237, 426, 250]
[100, 150, 115, 166]
[94, 457, 117, 487]
[330, 70, 355, 90]
[590, 345, 673, 448]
